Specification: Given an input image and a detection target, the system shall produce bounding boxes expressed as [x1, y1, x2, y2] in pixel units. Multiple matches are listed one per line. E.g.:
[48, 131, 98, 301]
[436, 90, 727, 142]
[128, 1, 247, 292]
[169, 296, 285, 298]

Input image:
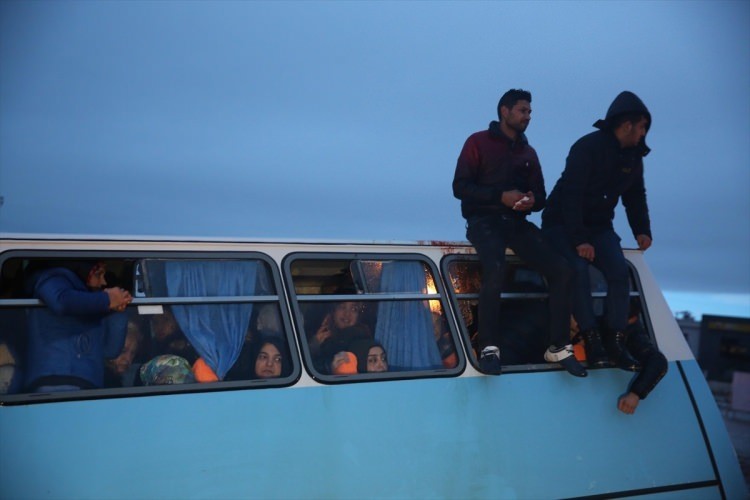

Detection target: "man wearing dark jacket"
[617, 299, 668, 414]
[25, 261, 132, 392]
[453, 89, 586, 378]
[542, 91, 653, 372]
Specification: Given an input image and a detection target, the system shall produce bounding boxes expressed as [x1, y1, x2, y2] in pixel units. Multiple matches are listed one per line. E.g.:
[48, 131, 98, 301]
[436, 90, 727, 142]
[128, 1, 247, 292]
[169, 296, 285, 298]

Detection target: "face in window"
[255, 342, 282, 379]
[366, 346, 388, 373]
[86, 263, 107, 290]
[332, 302, 361, 330]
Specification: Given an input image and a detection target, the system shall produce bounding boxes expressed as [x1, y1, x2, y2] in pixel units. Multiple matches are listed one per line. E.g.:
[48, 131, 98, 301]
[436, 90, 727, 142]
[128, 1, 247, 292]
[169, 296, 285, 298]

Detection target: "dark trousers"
[543, 225, 630, 332]
[466, 215, 573, 351]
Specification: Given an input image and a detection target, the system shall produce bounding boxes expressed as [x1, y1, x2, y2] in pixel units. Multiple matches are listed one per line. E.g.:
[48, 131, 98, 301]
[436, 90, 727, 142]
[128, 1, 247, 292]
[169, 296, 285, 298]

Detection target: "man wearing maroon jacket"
[453, 89, 585, 378]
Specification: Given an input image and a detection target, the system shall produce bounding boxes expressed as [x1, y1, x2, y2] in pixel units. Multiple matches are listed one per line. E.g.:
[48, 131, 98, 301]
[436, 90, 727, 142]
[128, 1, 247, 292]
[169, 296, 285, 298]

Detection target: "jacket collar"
[488, 120, 528, 148]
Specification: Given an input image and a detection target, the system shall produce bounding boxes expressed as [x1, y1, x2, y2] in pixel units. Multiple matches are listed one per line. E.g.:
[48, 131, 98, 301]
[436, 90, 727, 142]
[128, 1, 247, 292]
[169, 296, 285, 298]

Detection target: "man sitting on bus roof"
[452, 88, 586, 378]
[542, 91, 653, 372]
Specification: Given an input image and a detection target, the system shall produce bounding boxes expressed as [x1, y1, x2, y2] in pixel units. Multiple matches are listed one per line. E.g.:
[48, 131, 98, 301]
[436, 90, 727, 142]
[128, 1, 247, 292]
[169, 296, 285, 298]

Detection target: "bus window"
[442, 254, 650, 371]
[0, 253, 297, 403]
[285, 254, 464, 381]
[444, 256, 551, 368]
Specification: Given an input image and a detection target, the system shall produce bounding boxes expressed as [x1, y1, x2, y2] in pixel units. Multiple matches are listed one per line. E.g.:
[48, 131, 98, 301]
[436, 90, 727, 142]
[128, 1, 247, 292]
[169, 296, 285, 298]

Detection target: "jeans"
[543, 225, 630, 332]
[466, 215, 573, 351]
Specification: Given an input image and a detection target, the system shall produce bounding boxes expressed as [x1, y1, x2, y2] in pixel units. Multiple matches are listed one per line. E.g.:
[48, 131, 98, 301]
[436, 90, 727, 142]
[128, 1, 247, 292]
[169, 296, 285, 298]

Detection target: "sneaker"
[479, 346, 502, 375]
[545, 345, 588, 377]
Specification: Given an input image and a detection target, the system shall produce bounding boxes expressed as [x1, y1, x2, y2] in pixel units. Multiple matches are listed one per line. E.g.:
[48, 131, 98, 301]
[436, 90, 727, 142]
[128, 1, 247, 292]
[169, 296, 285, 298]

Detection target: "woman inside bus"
[328, 335, 388, 375]
[309, 300, 371, 372]
[224, 334, 290, 380]
[251, 335, 290, 379]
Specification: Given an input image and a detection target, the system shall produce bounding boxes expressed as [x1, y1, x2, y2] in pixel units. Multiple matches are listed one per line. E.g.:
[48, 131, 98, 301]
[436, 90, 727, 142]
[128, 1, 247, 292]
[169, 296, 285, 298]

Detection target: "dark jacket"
[542, 91, 652, 246]
[453, 121, 546, 220]
[25, 267, 127, 390]
[627, 324, 668, 400]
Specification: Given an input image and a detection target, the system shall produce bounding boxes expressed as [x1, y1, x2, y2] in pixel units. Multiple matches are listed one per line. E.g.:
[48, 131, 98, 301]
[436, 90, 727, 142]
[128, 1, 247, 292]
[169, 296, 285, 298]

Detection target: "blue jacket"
[25, 267, 127, 390]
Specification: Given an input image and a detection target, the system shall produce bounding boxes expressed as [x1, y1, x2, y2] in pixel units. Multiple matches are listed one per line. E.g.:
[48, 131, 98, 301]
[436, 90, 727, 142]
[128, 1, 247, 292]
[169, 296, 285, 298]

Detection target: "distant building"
[697, 315, 750, 382]
[676, 311, 701, 356]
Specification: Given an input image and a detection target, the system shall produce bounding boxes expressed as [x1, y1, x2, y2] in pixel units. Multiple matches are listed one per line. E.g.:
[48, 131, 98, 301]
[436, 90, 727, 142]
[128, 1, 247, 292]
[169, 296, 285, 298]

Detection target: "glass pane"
[135, 304, 291, 385]
[358, 260, 435, 294]
[140, 259, 274, 297]
[299, 298, 457, 376]
[289, 259, 358, 295]
[448, 259, 547, 294]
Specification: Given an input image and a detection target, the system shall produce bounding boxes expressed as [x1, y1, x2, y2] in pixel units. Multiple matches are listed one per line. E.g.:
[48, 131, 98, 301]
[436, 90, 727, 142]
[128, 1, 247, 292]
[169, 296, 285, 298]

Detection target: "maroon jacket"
[452, 121, 546, 220]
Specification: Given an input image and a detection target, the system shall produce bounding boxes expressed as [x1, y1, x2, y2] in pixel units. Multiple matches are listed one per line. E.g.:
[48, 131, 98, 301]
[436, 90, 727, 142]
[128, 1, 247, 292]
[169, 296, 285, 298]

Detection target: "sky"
[0, 1, 748, 320]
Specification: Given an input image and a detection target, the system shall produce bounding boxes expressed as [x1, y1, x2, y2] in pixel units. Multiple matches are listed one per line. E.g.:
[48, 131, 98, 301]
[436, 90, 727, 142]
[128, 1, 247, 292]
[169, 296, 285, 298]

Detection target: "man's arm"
[34, 270, 110, 316]
[452, 135, 503, 204]
[622, 166, 652, 248]
[559, 139, 595, 248]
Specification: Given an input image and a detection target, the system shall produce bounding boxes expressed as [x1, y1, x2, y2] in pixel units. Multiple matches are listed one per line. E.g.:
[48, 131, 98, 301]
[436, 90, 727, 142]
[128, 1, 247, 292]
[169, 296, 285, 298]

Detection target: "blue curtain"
[374, 261, 442, 371]
[165, 261, 257, 380]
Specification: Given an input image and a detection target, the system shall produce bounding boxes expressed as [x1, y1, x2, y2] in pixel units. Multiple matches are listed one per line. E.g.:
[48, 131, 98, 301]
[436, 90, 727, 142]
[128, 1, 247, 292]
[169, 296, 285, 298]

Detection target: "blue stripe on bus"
[0, 360, 740, 499]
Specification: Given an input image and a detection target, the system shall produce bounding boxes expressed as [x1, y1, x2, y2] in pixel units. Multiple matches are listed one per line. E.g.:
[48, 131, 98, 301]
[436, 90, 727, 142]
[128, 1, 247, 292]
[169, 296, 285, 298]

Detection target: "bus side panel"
[678, 359, 749, 499]
[0, 366, 731, 499]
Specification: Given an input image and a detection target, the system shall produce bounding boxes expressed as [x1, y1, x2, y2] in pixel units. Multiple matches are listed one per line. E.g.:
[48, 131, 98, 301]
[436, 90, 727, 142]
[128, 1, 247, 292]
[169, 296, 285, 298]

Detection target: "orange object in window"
[573, 342, 586, 362]
[193, 357, 219, 382]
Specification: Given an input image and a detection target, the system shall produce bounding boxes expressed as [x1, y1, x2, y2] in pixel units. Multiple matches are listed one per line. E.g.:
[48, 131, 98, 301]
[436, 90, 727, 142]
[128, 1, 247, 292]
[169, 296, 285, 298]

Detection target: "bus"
[0, 233, 746, 499]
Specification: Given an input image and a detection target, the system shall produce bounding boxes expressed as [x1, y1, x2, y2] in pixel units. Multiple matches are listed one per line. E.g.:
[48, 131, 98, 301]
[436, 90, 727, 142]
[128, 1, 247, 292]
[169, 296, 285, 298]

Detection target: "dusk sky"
[1, 1, 748, 319]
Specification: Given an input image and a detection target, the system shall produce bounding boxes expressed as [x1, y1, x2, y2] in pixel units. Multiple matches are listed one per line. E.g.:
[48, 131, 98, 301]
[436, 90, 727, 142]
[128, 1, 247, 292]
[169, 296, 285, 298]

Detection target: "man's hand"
[105, 287, 132, 312]
[617, 392, 641, 415]
[576, 243, 595, 261]
[636, 234, 652, 251]
[502, 190, 534, 211]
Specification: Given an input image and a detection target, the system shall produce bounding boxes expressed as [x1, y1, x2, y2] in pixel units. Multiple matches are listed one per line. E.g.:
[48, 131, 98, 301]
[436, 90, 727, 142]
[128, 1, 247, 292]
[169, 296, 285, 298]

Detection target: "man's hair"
[612, 112, 649, 130]
[497, 89, 532, 119]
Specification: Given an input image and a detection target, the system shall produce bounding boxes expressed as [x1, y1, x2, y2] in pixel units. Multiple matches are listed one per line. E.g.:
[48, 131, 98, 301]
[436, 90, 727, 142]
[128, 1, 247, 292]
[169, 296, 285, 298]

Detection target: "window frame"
[439, 252, 658, 374]
[282, 251, 466, 383]
[0, 250, 300, 405]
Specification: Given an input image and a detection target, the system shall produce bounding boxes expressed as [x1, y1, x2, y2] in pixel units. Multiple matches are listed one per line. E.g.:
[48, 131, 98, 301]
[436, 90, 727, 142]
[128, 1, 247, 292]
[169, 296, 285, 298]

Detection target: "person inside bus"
[319, 324, 372, 374]
[224, 307, 286, 381]
[617, 300, 668, 415]
[139, 354, 196, 385]
[104, 319, 144, 387]
[0, 341, 22, 394]
[225, 333, 290, 381]
[330, 337, 388, 375]
[149, 307, 199, 366]
[250, 335, 290, 379]
[24, 260, 133, 392]
[309, 300, 371, 372]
